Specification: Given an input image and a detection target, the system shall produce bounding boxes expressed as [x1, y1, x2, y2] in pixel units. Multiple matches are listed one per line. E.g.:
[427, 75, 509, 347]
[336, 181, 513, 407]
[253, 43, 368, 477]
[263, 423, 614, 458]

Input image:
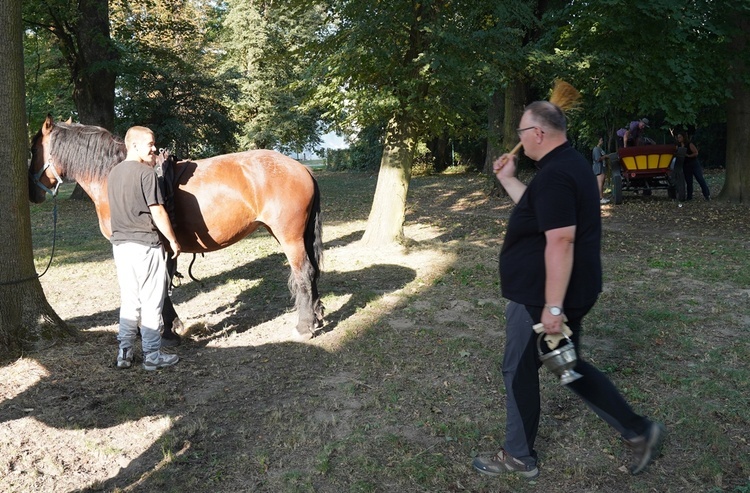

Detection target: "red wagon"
[608, 144, 686, 204]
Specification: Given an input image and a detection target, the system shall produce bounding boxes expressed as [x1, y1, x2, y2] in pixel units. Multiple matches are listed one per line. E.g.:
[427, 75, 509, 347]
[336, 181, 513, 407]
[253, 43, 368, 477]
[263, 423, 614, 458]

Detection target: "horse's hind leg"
[278, 238, 321, 340]
[272, 176, 323, 339]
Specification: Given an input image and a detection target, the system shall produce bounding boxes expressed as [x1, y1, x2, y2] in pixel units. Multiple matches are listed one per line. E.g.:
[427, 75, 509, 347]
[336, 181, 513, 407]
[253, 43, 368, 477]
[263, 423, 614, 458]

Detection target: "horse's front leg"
[160, 256, 183, 346]
[161, 295, 183, 346]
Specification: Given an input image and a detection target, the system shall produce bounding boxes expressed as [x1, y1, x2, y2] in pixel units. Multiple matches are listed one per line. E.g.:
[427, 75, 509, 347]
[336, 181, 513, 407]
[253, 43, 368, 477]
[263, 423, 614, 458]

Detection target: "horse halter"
[30, 158, 63, 197]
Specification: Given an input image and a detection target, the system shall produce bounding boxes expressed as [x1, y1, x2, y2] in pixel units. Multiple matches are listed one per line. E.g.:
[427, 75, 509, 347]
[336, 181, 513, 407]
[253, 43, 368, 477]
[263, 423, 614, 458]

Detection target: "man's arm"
[493, 153, 527, 204]
[150, 204, 181, 259]
[542, 225, 575, 333]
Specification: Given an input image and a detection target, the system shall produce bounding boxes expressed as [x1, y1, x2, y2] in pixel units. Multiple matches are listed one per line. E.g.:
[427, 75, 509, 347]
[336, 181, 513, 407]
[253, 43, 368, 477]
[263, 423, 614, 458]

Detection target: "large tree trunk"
[361, 115, 416, 246]
[721, 88, 750, 202]
[71, 0, 117, 201]
[719, 13, 750, 202]
[69, 0, 117, 130]
[0, 0, 74, 360]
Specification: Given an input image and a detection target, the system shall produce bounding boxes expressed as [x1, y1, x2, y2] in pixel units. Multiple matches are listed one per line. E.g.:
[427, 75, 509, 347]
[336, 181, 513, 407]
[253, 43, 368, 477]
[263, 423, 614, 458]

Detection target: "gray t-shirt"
[592, 145, 604, 174]
[108, 160, 164, 247]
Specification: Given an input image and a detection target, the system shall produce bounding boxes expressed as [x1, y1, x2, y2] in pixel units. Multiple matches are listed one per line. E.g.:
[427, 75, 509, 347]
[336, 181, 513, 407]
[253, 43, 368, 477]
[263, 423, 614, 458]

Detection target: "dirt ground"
[2, 170, 748, 492]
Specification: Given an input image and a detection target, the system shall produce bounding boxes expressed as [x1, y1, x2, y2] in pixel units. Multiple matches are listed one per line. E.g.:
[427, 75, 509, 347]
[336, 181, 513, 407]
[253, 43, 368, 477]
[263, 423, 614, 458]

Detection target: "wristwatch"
[547, 305, 563, 316]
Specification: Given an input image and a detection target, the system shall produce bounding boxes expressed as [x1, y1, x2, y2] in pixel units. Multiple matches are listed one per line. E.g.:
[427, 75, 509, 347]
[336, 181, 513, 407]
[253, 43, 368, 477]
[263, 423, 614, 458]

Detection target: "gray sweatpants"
[113, 242, 168, 355]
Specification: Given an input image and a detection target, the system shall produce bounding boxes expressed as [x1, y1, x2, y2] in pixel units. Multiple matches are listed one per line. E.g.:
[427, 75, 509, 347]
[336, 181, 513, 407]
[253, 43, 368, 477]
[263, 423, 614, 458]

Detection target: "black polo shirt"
[499, 142, 602, 309]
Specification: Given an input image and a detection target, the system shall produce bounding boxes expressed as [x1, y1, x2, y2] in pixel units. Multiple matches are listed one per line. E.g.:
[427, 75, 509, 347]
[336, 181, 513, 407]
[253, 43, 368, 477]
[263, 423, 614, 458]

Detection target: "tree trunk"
[718, 13, 750, 202]
[483, 89, 505, 195]
[0, 0, 74, 360]
[70, 0, 117, 130]
[71, 0, 116, 202]
[361, 115, 416, 246]
[503, 78, 527, 153]
[427, 133, 451, 173]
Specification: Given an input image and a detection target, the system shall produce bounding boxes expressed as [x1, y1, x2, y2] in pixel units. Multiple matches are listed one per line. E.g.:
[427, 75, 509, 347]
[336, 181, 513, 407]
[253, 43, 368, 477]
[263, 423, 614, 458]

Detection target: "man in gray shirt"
[108, 126, 182, 371]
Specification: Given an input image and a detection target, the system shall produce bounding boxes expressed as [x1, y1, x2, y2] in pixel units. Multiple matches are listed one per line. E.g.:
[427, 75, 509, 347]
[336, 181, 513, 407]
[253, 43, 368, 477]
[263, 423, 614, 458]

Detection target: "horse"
[28, 115, 324, 340]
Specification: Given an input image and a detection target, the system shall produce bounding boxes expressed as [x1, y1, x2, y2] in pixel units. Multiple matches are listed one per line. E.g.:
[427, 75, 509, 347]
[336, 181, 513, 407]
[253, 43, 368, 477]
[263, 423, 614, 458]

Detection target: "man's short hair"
[525, 101, 566, 133]
[124, 126, 154, 149]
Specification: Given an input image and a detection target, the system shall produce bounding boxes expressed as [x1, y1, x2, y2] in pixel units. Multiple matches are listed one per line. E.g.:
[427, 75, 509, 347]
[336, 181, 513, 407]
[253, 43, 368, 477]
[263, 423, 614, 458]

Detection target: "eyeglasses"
[516, 126, 540, 137]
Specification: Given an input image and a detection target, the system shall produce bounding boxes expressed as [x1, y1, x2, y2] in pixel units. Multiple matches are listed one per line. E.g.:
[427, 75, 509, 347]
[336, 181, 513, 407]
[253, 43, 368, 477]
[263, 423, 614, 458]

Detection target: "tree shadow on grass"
[61, 227, 410, 345]
[0, 337, 334, 492]
[60, 229, 368, 333]
[0, 256, 415, 492]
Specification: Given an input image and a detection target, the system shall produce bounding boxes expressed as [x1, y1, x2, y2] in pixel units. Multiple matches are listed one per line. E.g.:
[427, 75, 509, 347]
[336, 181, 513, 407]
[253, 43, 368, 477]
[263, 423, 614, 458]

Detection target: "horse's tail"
[303, 175, 324, 325]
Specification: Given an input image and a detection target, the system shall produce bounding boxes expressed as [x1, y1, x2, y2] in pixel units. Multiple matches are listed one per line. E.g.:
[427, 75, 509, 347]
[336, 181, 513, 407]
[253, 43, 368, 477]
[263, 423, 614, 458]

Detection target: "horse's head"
[28, 115, 63, 204]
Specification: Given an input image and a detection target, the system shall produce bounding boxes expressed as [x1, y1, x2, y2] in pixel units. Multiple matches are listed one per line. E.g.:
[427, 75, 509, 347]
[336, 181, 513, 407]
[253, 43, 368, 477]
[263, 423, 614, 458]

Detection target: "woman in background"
[676, 133, 710, 201]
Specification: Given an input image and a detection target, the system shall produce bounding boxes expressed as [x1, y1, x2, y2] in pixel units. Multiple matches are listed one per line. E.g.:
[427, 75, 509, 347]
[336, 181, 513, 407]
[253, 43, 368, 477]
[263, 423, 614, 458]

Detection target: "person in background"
[676, 132, 711, 201]
[592, 136, 609, 204]
[617, 118, 649, 148]
[108, 126, 182, 371]
[616, 127, 626, 148]
[472, 101, 665, 480]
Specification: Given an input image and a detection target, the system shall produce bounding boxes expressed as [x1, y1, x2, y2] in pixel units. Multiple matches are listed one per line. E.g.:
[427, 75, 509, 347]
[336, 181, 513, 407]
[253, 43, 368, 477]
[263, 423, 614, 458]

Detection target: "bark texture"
[361, 116, 415, 246]
[719, 13, 750, 202]
[0, 0, 73, 360]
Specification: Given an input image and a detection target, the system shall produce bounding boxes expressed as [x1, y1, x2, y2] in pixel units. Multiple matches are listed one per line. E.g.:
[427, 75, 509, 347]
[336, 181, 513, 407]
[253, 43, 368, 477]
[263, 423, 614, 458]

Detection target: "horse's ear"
[65, 117, 72, 124]
[43, 114, 54, 135]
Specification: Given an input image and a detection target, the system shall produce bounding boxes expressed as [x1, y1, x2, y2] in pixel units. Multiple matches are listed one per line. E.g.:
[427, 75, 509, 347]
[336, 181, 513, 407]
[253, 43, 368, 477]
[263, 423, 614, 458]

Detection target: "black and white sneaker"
[117, 347, 134, 369]
[142, 350, 179, 371]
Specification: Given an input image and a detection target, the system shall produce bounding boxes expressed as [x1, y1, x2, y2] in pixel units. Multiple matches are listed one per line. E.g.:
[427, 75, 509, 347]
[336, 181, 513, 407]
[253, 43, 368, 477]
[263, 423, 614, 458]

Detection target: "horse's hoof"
[171, 317, 185, 335]
[292, 328, 315, 341]
[161, 334, 182, 347]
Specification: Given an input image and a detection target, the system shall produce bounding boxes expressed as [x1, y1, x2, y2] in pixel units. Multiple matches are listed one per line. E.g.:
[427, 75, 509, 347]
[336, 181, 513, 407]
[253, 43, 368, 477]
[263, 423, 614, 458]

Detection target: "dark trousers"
[683, 160, 710, 199]
[501, 301, 650, 466]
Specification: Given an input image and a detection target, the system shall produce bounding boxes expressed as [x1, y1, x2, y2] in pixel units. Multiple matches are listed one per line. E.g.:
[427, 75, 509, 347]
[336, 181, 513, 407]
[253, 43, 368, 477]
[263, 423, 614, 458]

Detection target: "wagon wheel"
[612, 173, 623, 205]
[609, 155, 624, 205]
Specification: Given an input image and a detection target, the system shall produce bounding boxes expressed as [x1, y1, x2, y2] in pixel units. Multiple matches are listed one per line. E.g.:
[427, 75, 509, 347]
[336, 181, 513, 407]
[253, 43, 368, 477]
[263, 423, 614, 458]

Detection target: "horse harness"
[156, 150, 203, 287]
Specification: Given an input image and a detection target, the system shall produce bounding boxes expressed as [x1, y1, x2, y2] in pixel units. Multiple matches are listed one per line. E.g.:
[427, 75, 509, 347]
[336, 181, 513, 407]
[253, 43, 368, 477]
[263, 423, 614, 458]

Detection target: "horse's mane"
[48, 123, 126, 183]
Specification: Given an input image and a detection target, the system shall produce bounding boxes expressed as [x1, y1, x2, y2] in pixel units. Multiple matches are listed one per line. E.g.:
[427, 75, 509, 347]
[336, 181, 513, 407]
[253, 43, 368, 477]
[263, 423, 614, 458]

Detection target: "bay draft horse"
[28, 116, 324, 340]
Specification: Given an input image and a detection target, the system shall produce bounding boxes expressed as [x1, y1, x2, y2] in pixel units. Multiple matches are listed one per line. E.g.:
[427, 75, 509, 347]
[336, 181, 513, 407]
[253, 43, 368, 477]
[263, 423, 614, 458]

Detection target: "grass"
[5, 169, 750, 492]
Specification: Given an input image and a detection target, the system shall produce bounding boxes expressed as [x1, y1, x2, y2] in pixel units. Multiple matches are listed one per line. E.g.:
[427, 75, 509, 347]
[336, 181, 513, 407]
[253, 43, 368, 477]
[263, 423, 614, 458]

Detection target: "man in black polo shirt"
[472, 101, 664, 479]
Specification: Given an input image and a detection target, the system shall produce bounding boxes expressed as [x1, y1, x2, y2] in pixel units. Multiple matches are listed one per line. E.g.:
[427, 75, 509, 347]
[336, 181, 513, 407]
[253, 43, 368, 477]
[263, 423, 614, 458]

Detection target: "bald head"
[525, 101, 566, 134]
[517, 101, 568, 161]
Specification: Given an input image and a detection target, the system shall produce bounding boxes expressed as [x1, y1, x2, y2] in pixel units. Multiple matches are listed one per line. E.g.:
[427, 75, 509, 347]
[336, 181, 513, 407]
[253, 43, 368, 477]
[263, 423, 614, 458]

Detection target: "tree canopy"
[18, 0, 750, 215]
[22, 0, 750, 165]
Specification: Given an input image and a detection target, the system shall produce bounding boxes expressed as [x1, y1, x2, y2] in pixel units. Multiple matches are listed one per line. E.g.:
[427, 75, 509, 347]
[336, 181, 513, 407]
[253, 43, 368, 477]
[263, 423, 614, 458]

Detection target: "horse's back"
[172, 150, 316, 252]
[183, 150, 312, 190]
